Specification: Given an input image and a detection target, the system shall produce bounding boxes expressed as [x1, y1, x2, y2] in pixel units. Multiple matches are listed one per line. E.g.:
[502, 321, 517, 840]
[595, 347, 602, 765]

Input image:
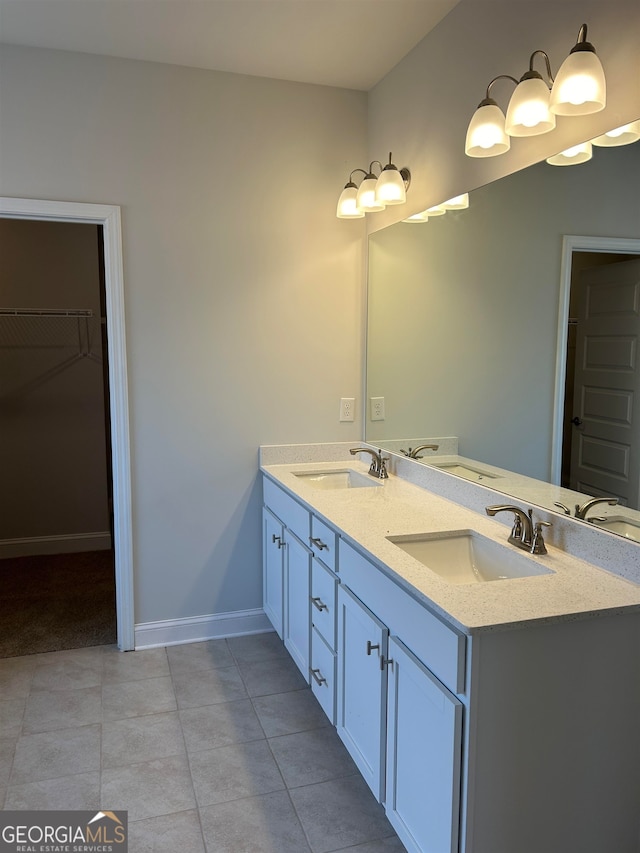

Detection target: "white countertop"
[261, 458, 640, 635]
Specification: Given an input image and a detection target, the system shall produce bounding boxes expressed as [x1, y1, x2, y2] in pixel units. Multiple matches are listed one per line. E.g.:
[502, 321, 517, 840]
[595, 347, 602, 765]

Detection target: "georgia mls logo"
[0, 810, 128, 852]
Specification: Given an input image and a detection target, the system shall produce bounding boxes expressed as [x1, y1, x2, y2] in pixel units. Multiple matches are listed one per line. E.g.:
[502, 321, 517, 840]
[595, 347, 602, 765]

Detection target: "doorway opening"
[552, 235, 640, 507]
[0, 197, 134, 652]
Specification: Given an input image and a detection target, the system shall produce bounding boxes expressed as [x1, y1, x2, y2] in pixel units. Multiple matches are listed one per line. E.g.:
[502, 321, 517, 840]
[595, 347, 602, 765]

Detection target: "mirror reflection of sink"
[590, 516, 640, 542]
[387, 530, 554, 584]
[429, 462, 500, 483]
[293, 469, 382, 490]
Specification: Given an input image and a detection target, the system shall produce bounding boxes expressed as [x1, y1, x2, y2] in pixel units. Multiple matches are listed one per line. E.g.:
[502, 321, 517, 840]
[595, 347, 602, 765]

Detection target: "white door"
[336, 584, 388, 800]
[570, 259, 640, 507]
[385, 636, 463, 853]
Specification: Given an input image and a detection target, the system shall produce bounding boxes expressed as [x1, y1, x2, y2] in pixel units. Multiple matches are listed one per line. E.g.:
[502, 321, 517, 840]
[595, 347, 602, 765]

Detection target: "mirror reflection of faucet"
[400, 443, 440, 459]
[554, 497, 618, 520]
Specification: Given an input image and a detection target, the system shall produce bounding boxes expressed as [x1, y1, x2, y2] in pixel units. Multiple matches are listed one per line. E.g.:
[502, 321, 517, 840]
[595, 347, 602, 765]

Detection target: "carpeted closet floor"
[0, 550, 117, 658]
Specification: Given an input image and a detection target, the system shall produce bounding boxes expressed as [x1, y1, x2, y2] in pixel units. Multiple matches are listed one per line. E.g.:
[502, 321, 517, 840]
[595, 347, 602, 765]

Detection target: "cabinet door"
[337, 584, 388, 800]
[263, 508, 285, 638]
[386, 636, 463, 853]
[284, 531, 312, 680]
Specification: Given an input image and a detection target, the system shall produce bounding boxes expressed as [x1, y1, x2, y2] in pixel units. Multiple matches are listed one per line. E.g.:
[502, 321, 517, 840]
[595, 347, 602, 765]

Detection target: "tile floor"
[0, 631, 406, 852]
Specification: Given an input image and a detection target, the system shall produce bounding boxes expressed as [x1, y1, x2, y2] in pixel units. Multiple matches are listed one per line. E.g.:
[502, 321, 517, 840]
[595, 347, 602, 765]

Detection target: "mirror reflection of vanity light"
[546, 140, 593, 165]
[592, 120, 640, 147]
[442, 193, 470, 210]
[403, 194, 470, 224]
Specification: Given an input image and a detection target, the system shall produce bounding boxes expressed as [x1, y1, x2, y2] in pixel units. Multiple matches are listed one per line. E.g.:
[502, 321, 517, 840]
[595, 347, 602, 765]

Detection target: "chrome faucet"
[486, 504, 551, 555]
[350, 447, 389, 479]
[400, 444, 440, 459]
[574, 496, 618, 520]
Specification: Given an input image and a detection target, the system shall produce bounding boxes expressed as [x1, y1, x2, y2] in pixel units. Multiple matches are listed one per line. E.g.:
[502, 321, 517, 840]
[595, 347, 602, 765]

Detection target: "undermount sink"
[293, 469, 382, 490]
[387, 530, 554, 584]
[429, 462, 500, 482]
[590, 516, 640, 542]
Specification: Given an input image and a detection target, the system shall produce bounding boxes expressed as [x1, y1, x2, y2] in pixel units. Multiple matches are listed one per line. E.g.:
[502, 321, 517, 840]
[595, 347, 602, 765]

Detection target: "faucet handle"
[531, 520, 552, 555]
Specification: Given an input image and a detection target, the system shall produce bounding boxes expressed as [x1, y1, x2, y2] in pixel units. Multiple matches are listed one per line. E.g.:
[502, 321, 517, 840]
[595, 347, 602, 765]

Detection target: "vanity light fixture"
[549, 24, 606, 115]
[402, 193, 471, 223]
[336, 153, 411, 218]
[591, 120, 640, 147]
[505, 51, 556, 137]
[465, 23, 606, 158]
[402, 211, 431, 223]
[442, 193, 470, 209]
[546, 140, 593, 166]
[336, 170, 366, 218]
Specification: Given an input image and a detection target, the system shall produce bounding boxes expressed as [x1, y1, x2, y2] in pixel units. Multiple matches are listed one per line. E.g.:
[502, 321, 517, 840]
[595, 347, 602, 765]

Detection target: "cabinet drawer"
[263, 477, 310, 543]
[311, 559, 338, 650]
[310, 628, 336, 724]
[310, 515, 338, 571]
[339, 539, 466, 695]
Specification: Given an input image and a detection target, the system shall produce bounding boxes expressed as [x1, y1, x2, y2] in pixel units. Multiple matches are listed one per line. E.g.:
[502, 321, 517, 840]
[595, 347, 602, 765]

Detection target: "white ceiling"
[0, 0, 460, 91]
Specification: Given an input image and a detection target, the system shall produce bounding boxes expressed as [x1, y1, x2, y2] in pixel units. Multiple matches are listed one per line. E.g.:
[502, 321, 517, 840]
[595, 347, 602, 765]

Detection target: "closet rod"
[0, 308, 94, 318]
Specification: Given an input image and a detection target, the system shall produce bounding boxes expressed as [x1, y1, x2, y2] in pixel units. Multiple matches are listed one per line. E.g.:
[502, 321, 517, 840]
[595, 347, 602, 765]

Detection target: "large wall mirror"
[367, 127, 640, 538]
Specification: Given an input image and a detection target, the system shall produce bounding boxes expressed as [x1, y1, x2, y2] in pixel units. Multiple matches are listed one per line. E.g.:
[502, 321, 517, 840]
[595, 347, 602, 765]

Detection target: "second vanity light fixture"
[465, 23, 606, 158]
[336, 153, 411, 219]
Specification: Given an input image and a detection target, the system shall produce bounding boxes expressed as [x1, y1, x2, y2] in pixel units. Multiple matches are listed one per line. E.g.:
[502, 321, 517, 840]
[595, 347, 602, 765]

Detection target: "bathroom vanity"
[261, 445, 640, 853]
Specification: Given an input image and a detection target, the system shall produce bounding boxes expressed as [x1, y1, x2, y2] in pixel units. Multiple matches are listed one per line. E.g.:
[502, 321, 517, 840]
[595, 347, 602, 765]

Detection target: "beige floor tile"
[199, 790, 311, 853]
[102, 711, 185, 769]
[0, 657, 37, 701]
[172, 665, 247, 709]
[101, 753, 196, 822]
[102, 676, 176, 721]
[23, 685, 102, 733]
[5, 770, 101, 810]
[268, 726, 357, 789]
[189, 740, 285, 807]
[166, 639, 234, 674]
[128, 809, 206, 853]
[11, 724, 101, 785]
[252, 689, 329, 738]
[237, 655, 308, 698]
[102, 647, 170, 683]
[226, 632, 287, 665]
[179, 698, 264, 753]
[0, 698, 26, 738]
[31, 655, 103, 692]
[0, 737, 17, 786]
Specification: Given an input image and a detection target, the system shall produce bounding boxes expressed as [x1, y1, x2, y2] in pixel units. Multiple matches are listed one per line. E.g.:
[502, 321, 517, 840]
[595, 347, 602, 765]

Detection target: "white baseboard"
[134, 608, 273, 650]
[0, 531, 112, 559]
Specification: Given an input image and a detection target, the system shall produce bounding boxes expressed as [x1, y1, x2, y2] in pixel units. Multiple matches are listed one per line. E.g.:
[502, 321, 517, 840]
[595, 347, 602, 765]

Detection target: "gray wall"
[0, 219, 110, 546]
[0, 45, 367, 623]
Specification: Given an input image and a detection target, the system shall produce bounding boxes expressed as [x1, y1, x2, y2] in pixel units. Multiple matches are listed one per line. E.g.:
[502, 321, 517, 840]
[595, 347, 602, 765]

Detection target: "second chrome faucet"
[486, 504, 551, 555]
[350, 447, 389, 479]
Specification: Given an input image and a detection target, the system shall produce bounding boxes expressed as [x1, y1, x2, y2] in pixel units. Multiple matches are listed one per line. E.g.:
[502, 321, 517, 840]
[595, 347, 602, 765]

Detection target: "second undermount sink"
[590, 516, 640, 542]
[387, 530, 554, 584]
[429, 462, 500, 482]
[293, 469, 382, 490]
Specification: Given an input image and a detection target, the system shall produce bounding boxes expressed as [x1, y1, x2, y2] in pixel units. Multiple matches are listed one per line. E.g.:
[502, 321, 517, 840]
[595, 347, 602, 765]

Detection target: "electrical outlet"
[339, 398, 355, 422]
[370, 396, 385, 421]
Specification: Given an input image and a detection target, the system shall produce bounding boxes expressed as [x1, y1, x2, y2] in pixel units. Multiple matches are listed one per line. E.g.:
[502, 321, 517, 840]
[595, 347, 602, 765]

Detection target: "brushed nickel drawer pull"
[310, 668, 327, 686]
[366, 640, 380, 655]
[381, 656, 394, 671]
[311, 596, 328, 611]
[310, 537, 328, 551]
[272, 534, 284, 549]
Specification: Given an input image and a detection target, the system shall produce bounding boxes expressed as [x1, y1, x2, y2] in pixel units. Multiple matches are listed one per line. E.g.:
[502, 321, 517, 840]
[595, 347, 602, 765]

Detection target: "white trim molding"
[134, 608, 273, 650]
[0, 197, 135, 650]
[551, 235, 640, 485]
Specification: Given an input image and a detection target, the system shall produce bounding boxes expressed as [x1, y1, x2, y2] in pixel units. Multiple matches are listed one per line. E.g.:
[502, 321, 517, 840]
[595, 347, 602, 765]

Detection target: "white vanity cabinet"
[262, 507, 285, 638]
[337, 541, 464, 853]
[309, 557, 339, 722]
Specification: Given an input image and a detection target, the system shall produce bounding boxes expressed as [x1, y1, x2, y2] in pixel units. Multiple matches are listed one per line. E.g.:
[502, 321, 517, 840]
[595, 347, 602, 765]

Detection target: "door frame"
[0, 197, 134, 650]
[551, 235, 640, 486]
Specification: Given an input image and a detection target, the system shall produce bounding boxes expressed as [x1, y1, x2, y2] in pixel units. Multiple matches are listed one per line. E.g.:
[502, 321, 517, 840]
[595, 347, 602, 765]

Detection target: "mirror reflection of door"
[563, 256, 640, 509]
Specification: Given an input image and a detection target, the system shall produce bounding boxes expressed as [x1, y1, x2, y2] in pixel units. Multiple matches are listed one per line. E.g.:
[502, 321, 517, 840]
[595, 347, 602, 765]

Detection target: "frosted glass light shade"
[336, 185, 364, 218]
[403, 211, 430, 223]
[356, 176, 385, 211]
[505, 77, 555, 136]
[550, 50, 606, 115]
[592, 121, 640, 147]
[375, 168, 406, 205]
[465, 102, 510, 157]
[546, 141, 593, 166]
[442, 193, 470, 210]
[426, 204, 446, 216]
